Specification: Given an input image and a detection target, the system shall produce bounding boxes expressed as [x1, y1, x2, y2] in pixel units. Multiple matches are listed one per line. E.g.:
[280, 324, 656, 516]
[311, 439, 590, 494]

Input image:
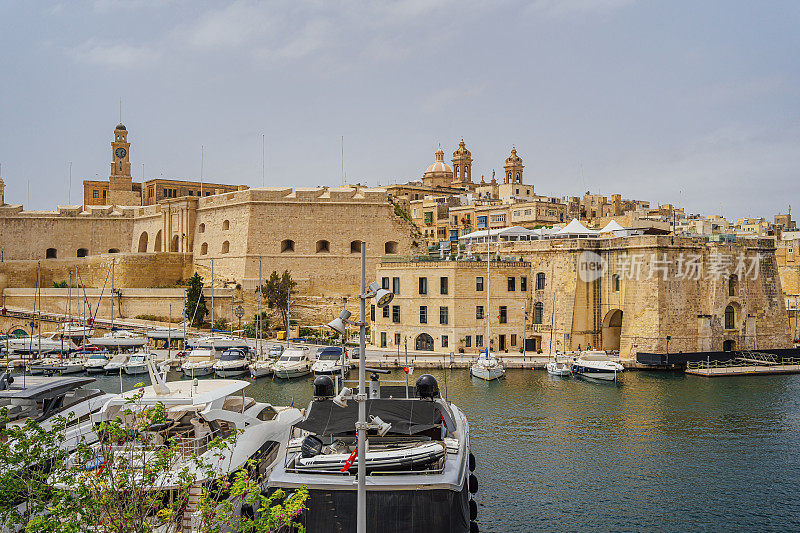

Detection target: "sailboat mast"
[110, 259, 115, 330]
[485, 230, 491, 357]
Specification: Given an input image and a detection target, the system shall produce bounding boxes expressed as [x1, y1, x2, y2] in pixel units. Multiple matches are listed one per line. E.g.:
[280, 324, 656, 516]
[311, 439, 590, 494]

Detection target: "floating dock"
[685, 353, 800, 377]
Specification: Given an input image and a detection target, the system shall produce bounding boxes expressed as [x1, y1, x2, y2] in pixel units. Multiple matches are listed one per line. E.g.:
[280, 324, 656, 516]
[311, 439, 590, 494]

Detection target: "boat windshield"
[318, 353, 341, 361]
[129, 355, 145, 363]
[89, 353, 107, 359]
[220, 350, 245, 361]
[280, 356, 303, 362]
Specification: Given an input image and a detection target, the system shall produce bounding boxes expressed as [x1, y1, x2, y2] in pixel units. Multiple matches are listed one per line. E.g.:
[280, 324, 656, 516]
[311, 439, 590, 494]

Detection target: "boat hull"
[214, 365, 249, 378]
[273, 367, 311, 379]
[546, 362, 572, 376]
[181, 364, 214, 377]
[572, 365, 621, 381]
[249, 364, 273, 378]
[470, 364, 505, 381]
[123, 365, 148, 375]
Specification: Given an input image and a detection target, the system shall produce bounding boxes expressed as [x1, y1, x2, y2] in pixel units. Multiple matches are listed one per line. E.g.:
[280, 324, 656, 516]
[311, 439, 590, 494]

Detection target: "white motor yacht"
[122, 353, 149, 375]
[63, 360, 302, 529]
[470, 349, 505, 381]
[186, 335, 249, 353]
[0, 372, 115, 450]
[272, 347, 312, 379]
[546, 360, 572, 376]
[181, 348, 216, 377]
[213, 348, 249, 378]
[572, 352, 624, 381]
[311, 346, 350, 376]
[83, 352, 111, 373]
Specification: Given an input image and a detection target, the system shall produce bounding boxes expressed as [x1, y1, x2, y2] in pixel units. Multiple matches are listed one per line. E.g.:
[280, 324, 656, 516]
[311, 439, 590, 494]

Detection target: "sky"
[0, 0, 798, 220]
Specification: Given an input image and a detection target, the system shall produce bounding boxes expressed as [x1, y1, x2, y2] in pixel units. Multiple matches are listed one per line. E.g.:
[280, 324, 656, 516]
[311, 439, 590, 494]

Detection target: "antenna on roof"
[200, 145, 204, 196]
[119, 98, 122, 123]
[341, 135, 344, 186]
[261, 133, 265, 188]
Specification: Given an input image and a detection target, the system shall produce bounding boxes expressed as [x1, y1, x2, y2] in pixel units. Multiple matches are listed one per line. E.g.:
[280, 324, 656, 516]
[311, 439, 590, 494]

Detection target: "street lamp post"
[326, 242, 394, 533]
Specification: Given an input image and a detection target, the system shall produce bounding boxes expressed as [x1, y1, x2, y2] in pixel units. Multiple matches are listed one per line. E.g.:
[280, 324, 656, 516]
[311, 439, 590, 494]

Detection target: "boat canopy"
[0, 376, 96, 400]
[296, 399, 456, 436]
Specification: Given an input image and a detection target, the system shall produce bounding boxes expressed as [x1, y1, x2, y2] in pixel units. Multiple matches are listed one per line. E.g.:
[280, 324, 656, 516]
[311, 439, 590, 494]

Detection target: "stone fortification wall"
[192, 187, 416, 297]
[0, 204, 134, 260]
[506, 235, 790, 357]
[0, 253, 192, 292]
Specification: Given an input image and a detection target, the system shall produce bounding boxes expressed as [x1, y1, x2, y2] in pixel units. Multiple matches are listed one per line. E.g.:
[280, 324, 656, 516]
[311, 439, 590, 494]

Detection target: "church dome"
[115, 123, 127, 131]
[424, 148, 453, 175]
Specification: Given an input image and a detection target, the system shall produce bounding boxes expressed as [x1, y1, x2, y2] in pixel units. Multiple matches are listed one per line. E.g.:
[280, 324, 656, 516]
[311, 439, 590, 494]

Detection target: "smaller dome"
[115, 123, 126, 131]
[424, 146, 453, 175]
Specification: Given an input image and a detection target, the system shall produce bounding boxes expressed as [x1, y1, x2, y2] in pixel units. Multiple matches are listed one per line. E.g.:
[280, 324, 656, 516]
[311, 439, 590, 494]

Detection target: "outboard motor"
[313, 375, 335, 399]
[415, 374, 439, 399]
[369, 372, 381, 399]
[301, 435, 324, 458]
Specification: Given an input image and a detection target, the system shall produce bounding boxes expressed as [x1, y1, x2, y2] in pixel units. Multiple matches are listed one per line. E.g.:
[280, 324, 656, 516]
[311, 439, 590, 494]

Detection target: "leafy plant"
[256, 271, 296, 333]
[185, 273, 208, 327]
[0, 389, 308, 532]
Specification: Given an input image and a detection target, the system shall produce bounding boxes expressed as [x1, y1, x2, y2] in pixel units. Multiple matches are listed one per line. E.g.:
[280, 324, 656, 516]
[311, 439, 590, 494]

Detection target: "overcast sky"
[1, 0, 798, 219]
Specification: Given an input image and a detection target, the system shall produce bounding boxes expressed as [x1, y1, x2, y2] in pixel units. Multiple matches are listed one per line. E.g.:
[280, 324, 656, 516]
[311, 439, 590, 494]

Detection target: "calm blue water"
[90, 369, 800, 533]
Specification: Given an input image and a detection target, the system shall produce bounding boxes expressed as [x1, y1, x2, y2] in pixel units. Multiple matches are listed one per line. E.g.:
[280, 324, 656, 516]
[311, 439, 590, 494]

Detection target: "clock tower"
[107, 123, 140, 205]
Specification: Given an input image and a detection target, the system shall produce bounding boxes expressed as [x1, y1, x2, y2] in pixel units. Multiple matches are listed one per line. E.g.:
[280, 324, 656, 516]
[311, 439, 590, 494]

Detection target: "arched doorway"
[137, 232, 148, 252]
[602, 309, 623, 351]
[415, 333, 434, 351]
[723, 339, 735, 352]
[154, 230, 162, 252]
[170, 235, 179, 252]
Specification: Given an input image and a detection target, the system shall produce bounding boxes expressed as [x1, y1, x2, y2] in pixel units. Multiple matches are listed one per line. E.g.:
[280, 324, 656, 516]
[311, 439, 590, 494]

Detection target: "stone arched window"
[728, 275, 738, 297]
[316, 240, 330, 253]
[455, 165, 459, 177]
[533, 302, 544, 325]
[724, 304, 735, 330]
[221, 241, 230, 254]
[465, 166, 469, 178]
[350, 240, 361, 253]
[515, 172, 520, 181]
[385, 241, 398, 254]
[200, 242, 208, 255]
[508, 171, 512, 180]
[46, 248, 57, 259]
[77, 248, 88, 258]
[222, 220, 230, 230]
[281, 239, 295, 253]
[536, 272, 546, 290]
[612, 274, 620, 292]
[198, 223, 205, 233]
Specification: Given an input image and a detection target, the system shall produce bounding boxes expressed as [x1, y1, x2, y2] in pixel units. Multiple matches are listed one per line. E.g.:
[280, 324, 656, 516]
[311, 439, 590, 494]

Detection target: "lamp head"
[370, 415, 391, 437]
[326, 318, 347, 336]
[374, 288, 394, 308]
[333, 386, 352, 408]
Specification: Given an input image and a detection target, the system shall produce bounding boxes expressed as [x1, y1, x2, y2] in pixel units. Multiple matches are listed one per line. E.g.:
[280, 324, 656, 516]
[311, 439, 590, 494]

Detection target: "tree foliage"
[185, 273, 209, 327]
[0, 389, 307, 532]
[256, 271, 296, 332]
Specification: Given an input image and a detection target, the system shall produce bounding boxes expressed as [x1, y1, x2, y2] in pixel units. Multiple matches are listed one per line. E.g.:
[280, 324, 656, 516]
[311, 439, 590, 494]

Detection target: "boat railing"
[687, 356, 800, 370]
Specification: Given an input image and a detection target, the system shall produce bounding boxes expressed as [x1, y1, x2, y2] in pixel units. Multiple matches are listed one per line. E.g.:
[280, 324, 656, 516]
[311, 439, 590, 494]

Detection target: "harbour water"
[91, 369, 800, 532]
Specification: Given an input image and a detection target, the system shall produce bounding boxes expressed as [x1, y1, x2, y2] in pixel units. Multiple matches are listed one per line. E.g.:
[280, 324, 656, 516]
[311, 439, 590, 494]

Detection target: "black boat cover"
[296, 399, 455, 436]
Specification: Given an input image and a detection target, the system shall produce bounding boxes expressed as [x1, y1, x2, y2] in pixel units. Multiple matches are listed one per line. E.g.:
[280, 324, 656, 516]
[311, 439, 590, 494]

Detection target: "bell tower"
[107, 123, 139, 205]
[503, 147, 524, 184]
[0, 174, 5, 206]
[451, 139, 473, 189]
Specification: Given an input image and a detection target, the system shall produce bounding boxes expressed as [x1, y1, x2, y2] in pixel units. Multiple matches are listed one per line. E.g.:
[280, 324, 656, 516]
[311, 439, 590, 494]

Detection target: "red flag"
[340, 439, 359, 473]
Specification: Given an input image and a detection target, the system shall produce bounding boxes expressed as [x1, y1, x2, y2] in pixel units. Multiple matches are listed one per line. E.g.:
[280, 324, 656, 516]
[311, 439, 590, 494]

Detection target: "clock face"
[115, 147, 127, 159]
